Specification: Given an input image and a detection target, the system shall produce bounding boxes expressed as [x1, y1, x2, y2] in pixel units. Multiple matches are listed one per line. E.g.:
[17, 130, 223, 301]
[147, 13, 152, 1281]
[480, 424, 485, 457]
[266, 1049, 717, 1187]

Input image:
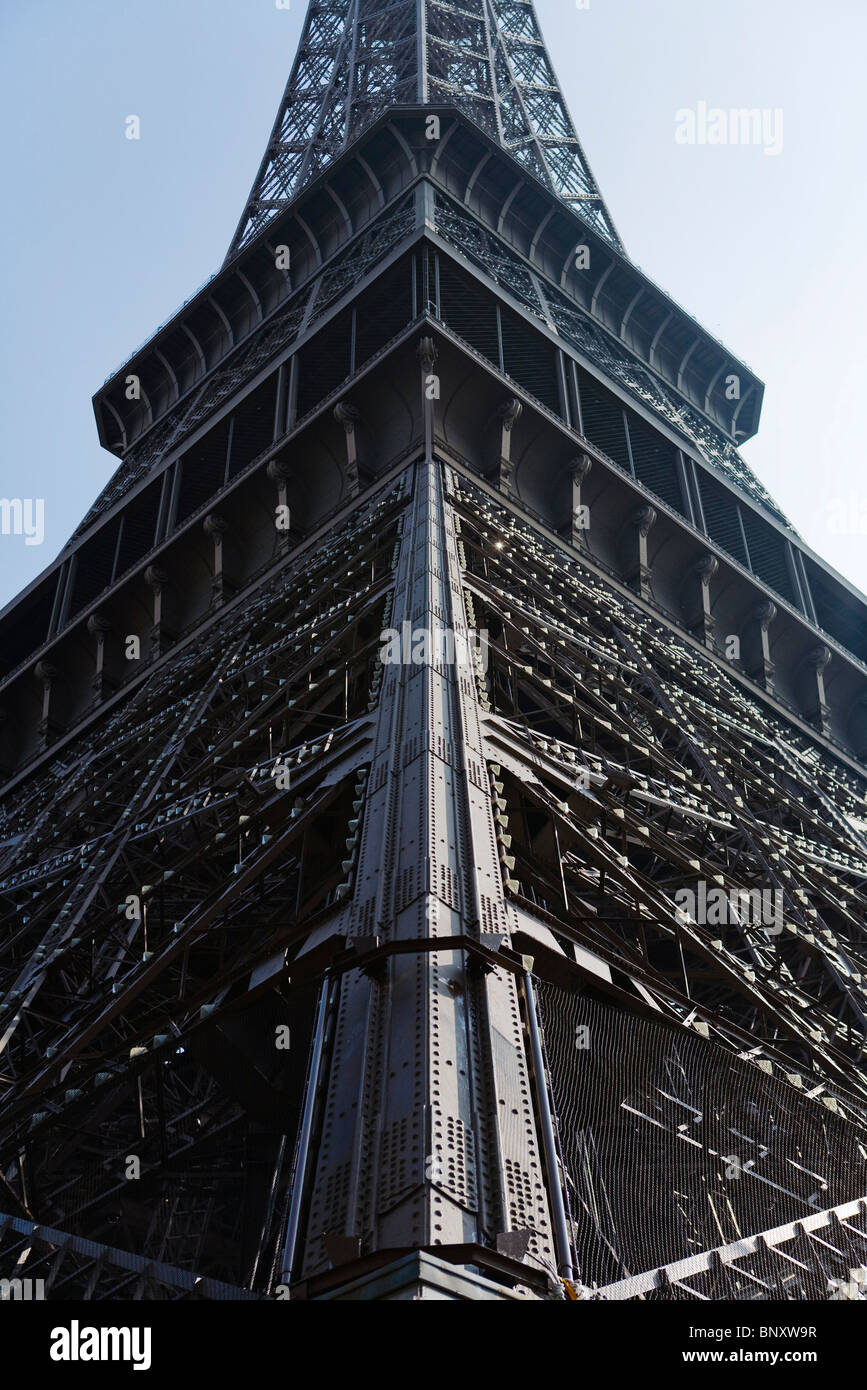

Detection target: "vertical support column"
[496, 398, 522, 497]
[203, 513, 231, 606]
[34, 661, 60, 751]
[286, 356, 300, 433]
[746, 599, 777, 692]
[86, 613, 114, 703]
[333, 401, 362, 495]
[296, 340, 555, 1293]
[681, 553, 718, 650]
[274, 360, 288, 440]
[418, 336, 438, 452]
[267, 459, 292, 557]
[624, 504, 657, 601]
[144, 566, 171, 657]
[805, 644, 832, 735]
[570, 454, 592, 549]
[439, 469, 557, 1275]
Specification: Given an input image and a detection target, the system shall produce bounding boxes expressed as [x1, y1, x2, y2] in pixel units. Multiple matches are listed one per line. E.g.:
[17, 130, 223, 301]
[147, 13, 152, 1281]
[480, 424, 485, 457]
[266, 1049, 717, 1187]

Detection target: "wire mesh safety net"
[535, 981, 867, 1289]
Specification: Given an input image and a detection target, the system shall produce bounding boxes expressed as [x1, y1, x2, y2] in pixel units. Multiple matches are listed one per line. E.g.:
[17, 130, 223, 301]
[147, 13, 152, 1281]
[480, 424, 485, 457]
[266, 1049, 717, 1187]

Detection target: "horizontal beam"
[594, 1196, 867, 1300]
[0, 1212, 263, 1300]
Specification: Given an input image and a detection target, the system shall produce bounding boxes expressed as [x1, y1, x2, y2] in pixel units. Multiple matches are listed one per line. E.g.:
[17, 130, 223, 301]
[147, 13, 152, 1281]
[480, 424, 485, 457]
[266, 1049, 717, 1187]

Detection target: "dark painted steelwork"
[522, 963, 574, 1281]
[279, 974, 331, 1284]
[226, 0, 623, 258]
[1, 0, 867, 1304]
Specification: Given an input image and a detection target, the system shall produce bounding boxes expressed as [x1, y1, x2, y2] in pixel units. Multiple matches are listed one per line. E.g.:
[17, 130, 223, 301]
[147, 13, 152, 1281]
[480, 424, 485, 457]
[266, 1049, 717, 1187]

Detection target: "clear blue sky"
[1, 0, 865, 613]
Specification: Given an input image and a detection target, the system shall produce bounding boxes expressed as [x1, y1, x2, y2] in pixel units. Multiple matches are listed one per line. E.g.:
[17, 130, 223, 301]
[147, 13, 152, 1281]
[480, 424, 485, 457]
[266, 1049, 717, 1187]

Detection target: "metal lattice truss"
[448, 467, 867, 1105]
[227, 0, 622, 257]
[2, 454, 867, 1294]
[433, 191, 788, 524]
[70, 196, 417, 545]
[0, 1212, 263, 1301]
[0, 476, 408, 1288]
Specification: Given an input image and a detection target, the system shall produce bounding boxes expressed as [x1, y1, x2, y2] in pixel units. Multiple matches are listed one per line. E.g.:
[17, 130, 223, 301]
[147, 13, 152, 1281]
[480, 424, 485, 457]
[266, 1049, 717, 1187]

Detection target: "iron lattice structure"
[3, 452, 867, 1298]
[2, 1, 867, 1303]
[227, 0, 622, 257]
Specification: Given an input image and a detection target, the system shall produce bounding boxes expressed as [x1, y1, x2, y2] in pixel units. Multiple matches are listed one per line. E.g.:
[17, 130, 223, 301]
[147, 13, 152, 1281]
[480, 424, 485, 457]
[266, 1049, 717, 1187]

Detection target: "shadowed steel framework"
[1, 1, 867, 1302]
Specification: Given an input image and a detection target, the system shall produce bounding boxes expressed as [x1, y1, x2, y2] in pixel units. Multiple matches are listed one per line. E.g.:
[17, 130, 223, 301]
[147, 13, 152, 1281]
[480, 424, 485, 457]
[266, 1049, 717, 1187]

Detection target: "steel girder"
[3, 427, 867, 1295]
[226, 0, 622, 258]
[72, 194, 417, 542]
[430, 192, 786, 523]
[0, 476, 410, 1292]
[0, 445, 561, 1293]
[447, 465, 867, 1099]
[2, 0, 865, 1310]
[587, 1196, 867, 1301]
[0, 1212, 264, 1301]
[291, 445, 557, 1281]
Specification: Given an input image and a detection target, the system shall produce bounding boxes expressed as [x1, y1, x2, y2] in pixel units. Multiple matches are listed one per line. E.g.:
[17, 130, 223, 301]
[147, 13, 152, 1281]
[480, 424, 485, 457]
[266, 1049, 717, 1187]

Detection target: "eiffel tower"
[2, 1, 867, 1304]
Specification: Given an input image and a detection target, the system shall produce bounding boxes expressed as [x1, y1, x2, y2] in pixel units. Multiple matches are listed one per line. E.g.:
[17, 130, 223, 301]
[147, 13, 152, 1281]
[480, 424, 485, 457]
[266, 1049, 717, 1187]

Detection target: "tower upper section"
[6, 3, 867, 784]
[226, 0, 622, 258]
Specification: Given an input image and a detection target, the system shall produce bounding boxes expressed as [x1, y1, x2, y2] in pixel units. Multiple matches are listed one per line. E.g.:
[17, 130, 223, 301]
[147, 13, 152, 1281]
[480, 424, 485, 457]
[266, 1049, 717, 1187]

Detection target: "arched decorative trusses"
[424, 111, 762, 444]
[94, 110, 761, 492]
[94, 119, 421, 460]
